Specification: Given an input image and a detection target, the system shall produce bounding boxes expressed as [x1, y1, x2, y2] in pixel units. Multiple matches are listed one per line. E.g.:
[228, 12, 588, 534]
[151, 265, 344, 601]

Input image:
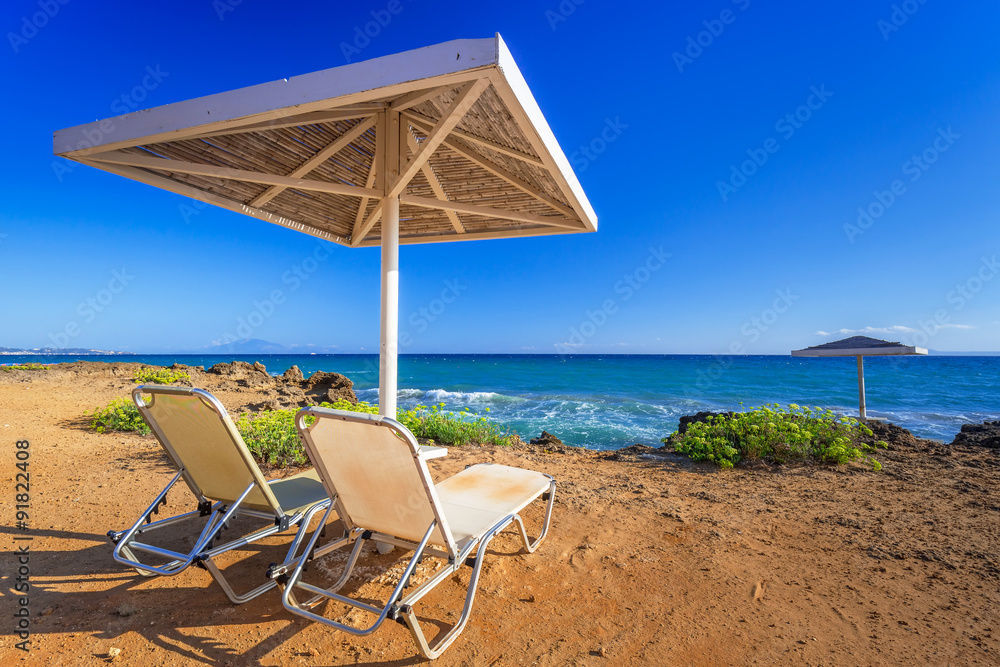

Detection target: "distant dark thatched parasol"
[791, 336, 927, 421]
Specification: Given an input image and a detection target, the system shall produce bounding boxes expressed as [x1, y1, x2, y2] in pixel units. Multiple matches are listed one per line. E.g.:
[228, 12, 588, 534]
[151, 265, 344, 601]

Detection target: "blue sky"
[2, 0, 998, 354]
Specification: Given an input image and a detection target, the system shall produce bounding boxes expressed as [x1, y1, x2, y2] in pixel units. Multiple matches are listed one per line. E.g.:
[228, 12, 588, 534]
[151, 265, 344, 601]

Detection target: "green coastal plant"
[397, 402, 516, 447]
[86, 397, 150, 435]
[133, 367, 190, 385]
[1, 363, 48, 371]
[236, 400, 517, 469]
[663, 404, 885, 470]
[234, 409, 308, 467]
[87, 390, 518, 469]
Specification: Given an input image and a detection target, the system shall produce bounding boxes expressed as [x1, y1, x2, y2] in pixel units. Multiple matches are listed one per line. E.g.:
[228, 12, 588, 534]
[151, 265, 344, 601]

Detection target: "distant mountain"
[200, 339, 340, 354]
[0, 346, 134, 356]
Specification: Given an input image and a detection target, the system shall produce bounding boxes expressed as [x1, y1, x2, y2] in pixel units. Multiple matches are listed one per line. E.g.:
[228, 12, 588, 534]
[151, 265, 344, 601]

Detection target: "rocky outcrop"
[282, 365, 304, 383]
[303, 371, 355, 404]
[205, 361, 356, 409]
[951, 421, 1000, 449]
[207, 360, 273, 386]
[527, 431, 587, 455]
[602, 443, 668, 461]
[675, 411, 735, 435]
[530, 431, 564, 448]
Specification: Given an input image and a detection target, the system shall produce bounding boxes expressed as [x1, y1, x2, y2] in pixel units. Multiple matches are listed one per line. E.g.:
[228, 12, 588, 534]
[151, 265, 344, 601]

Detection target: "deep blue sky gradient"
[2, 0, 998, 353]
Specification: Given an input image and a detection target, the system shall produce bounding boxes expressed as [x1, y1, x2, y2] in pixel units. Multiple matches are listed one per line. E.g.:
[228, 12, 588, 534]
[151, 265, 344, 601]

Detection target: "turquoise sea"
[5, 354, 998, 449]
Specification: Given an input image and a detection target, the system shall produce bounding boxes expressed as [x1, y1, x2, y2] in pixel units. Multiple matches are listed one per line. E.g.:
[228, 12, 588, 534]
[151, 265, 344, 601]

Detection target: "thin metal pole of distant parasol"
[856, 355, 867, 422]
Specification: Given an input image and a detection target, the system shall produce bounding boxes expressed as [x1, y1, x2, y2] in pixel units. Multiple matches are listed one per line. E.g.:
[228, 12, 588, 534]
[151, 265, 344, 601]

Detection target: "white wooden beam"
[405, 129, 464, 234]
[447, 138, 580, 222]
[390, 85, 452, 112]
[77, 159, 351, 245]
[399, 194, 580, 229]
[353, 224, 582, 247]
[387, 79, 489, 199]
[404, 111, 577, 220]
[351, 163, 378, 244]
[404, 110, 545, 167]
[249, 117, 375, 207]
[351, 111, 389, 246]
[192, 108, 381, 139]
[87, 151, 381, 199]
[487, 43, 597, 231]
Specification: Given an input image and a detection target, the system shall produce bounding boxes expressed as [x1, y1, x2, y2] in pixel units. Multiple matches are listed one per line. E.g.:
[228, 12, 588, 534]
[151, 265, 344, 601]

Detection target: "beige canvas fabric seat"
[269, 407, 555, 659]
[107, 386, 330, 604]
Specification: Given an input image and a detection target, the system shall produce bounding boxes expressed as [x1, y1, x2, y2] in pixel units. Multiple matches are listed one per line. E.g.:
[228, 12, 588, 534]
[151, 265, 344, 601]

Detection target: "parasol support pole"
[856, 355, 867, 422]
[379, 196, 399, 418]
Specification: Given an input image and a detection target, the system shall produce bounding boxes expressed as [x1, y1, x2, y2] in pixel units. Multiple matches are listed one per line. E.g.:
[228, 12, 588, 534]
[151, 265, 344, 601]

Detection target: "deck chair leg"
[199, 499, 334, 605]
[282, 522, 438, 637]
[398, 518, 512, 660]
[297, 530, 368, 609]
[110, 469, 214, 576]
[110, 482, 258, 579]
[200, 557, 277, 604]
[513, 479, 557, 553]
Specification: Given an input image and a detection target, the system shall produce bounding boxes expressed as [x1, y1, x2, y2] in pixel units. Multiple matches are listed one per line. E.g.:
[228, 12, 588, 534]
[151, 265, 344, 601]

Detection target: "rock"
[951, 421, 1000, 449]
[169, 363, 201, 372]
[675, 411, 735, 435]
[866, 421, 918, 445]
[858, 421, 941, 451]
[530, 431, 564, 447]
[204, 363, 356, 409]
[249, 399, 284, 412]
[603, 444, 666, 461]
[113, 603, 136, 617]
[303, 371, 356, 404]
[526, 431, 587, 455]
[207, 361, 271, 381]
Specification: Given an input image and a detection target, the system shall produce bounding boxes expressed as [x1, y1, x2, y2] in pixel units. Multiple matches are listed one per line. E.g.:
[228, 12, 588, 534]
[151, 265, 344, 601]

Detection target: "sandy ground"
[1, 363, 998, 666]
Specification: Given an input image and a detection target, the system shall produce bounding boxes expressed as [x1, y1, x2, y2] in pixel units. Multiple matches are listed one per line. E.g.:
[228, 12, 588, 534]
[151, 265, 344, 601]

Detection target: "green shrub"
[396, 402, 517, 447]
[133, 367, 190, 384]
[86, 397, 150, 435]
[88, 391, 519, 469]
[664, 404, 885, 470]
[317, 399, 516, 447]
[234, 410, 308, 468]
[325, 398, 379, 414]
[234, 399, 517, 469]
[1, 363, 48, 371]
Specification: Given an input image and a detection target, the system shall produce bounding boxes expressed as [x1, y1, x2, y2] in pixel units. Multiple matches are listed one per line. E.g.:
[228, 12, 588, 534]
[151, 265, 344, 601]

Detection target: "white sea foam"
[393, 388, 524, 405]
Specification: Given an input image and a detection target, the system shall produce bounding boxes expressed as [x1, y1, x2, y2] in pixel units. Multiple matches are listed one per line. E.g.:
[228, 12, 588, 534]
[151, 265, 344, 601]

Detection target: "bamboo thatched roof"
[53, 35, 596, 248]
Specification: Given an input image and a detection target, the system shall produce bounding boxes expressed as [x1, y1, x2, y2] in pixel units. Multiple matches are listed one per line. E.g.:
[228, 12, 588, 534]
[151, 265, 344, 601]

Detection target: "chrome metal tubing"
[281, 521, 438, 637]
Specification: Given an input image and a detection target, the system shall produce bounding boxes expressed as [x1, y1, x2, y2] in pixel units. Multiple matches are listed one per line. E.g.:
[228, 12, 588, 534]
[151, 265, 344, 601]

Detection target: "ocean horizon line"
[5, 350, 1000, 358]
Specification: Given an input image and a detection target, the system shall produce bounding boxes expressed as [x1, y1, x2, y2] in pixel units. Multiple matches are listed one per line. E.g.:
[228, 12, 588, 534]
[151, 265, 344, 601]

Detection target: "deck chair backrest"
[133, 386, 282, 515]
[298, 408, 457, 555]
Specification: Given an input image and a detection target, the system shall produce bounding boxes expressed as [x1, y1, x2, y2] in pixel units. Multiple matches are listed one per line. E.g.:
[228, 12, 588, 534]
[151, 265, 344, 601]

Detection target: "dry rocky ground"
[0, 362, 998, 666]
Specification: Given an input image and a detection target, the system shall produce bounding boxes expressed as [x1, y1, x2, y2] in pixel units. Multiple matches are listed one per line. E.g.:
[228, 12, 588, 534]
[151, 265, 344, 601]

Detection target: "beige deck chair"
[268, 406, 555, 660]
[107, 386, 330, 604]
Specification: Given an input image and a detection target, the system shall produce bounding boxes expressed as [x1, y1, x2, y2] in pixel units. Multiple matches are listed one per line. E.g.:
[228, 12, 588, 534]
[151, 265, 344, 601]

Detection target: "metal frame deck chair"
[269, 407, 556, 660]
[106, 385, 330, 604]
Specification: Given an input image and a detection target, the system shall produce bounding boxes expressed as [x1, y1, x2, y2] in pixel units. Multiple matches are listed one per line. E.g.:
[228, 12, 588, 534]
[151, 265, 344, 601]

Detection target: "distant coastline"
[0, 347, 136, 356]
